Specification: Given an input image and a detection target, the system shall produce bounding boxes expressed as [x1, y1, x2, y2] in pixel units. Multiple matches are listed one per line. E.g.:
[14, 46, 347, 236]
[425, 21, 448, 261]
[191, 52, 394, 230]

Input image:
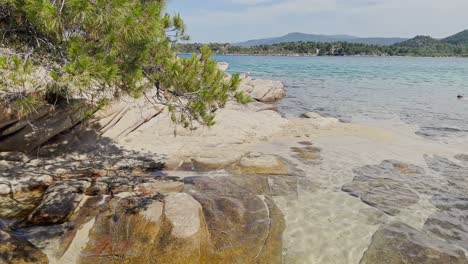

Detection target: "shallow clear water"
[213, 55, 468, 142]
[199, 55, 468, 262]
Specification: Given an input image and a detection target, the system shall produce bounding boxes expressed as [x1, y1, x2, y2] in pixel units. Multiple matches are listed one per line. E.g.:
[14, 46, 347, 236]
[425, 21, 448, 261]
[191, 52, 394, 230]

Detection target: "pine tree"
[0, 0, 249, 126]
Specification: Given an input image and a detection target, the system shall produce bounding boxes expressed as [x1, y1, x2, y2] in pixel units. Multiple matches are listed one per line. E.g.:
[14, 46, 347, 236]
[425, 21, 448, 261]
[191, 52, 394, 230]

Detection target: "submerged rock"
[236, 153, 289, 175]
[342, 160, 424, 216]
[290, 143, 322, 164]
[423, 155, 468, 250]
[423, 211, 468, 250]
[360, 222, 467, 264]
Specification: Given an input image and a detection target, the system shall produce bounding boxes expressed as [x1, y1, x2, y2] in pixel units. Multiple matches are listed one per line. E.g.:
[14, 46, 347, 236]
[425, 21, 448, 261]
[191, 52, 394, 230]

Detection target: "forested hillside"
[177, 41, 468, 57]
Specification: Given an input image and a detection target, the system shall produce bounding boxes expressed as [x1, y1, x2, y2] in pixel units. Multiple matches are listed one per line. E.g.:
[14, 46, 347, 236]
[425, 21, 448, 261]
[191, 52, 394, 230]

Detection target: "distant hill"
[442, 30, 468, 45]
[395, 36, 441, 47]
[235, 32, 408, 46]
[395, 30, 468, 47]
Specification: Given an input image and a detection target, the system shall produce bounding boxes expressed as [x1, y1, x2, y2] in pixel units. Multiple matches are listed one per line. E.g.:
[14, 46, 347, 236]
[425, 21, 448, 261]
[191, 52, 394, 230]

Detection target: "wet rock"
[360, 222, 467, 264]
[342, 160, 423, 216]
[301, 112, 340, 128]
[0, 229, 48, 264]
[301, 112, 322, 119]
[185, 176, 285, 264]
[26, 180, 91, 226]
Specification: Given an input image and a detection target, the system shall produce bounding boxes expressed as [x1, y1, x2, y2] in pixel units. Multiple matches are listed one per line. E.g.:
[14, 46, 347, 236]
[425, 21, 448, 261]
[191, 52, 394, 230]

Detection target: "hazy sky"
[167, 0, 468, 43]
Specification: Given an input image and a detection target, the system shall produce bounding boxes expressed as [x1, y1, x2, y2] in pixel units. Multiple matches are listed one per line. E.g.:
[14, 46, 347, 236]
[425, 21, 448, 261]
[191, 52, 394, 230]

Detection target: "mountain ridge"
[235, 32, 409, 46]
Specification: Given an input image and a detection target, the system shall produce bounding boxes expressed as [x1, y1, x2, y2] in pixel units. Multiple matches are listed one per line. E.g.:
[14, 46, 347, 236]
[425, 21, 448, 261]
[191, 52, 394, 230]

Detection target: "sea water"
[206, 55, 468, 263]
[213, 55, 468, 142]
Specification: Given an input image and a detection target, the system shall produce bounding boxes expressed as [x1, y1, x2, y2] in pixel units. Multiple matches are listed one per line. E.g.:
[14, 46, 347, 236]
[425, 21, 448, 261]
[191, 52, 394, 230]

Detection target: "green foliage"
[158, 45, 242, 127]
[442, 30, 468, 45]
[1, 0, 242, 127]
[177, 41, 468, 58]
[0, 54, 46, 115]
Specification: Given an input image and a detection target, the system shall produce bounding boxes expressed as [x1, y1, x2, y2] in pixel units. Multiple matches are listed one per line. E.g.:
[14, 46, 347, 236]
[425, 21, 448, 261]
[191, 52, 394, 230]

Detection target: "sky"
[167, 0, 468, 43]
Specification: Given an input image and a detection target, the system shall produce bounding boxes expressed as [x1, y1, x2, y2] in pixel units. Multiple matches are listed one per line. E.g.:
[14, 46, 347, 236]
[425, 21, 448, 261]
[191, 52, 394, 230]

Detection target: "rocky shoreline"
[1, 64, 468, 264]
[0, 70, 293, 263]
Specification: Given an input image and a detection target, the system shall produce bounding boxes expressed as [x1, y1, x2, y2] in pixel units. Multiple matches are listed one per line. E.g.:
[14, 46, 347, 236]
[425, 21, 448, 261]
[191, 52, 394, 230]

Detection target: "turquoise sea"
[211, 55, 468, 142]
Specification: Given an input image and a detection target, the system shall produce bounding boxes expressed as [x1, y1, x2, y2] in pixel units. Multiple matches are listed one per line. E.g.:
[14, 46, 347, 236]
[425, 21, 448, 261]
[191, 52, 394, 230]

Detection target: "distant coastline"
[178, 52, 468, 59]
[176, 33, 468, 58]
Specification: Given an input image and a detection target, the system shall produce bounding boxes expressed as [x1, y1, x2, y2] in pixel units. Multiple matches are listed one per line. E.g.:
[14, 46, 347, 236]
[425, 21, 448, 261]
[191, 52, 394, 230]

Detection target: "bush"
[0, 0, 248, 126]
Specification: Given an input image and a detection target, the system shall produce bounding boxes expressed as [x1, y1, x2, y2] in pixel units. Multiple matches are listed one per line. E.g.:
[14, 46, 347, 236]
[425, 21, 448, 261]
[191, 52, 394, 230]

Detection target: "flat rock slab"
[360, 222, 467, 264]
[423, 211, 468, 251]
[426, 155, 468, 198]
[423, 155, 468, 251]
